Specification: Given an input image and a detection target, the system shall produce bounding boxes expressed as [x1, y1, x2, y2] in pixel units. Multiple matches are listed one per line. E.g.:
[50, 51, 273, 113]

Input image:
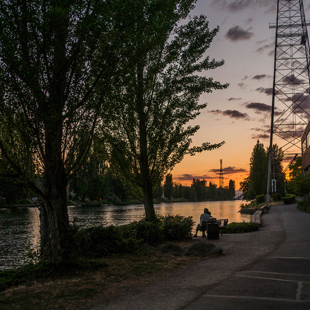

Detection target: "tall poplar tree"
[164, 174, 174, 200]
[247, 140, 268, 199]
[101, 1, 227, 221]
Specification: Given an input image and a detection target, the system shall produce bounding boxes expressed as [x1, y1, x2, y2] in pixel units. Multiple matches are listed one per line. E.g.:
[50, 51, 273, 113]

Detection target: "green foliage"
[74, 226, 141, 258]
[272, 193, 282, 201]
[101, 6, 227, 220]
[242, 141, 285, 200]
[164, 174, 174, 199]
[162, 215, 194, 240]
[256, 194, 265, 204]
[288, 156, 302, 179]
[297, 200, 310, 213]
[223, 222, 260, 234]
[0, 0, 154, 260]
[172, 179, 235, 201]
[267, 144, 285, 195]
[283, 194, 296, 204]
[129, 219, 164, 246]
[73, 214, 195, 258]
[287, 172, 310, 198]
[229, 180, 236, 197]
[247, 140, 268, 199]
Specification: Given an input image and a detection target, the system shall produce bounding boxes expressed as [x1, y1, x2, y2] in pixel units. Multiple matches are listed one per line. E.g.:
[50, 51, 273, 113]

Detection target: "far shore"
[0, 198, 240, 209]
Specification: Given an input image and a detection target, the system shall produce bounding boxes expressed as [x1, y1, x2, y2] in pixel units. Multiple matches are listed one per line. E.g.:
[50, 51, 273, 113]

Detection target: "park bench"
[216, 219, 229, 235]
[196, 218, 228, 239]
[260, 204, 270, 214]
[250, 204, 270, 225]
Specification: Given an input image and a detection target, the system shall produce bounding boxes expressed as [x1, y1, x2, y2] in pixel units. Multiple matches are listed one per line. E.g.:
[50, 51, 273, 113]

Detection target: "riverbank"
[0, 201, 250, 271]
[1, 203, 284, 310]
[83, 203, 286, 310]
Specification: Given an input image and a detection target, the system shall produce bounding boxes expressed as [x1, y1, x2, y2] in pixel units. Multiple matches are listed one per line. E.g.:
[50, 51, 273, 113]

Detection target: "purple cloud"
[209, 166, 248, 175]
[245, 102, 272, 113]
[227, 97, 242, 101]
[255, 42, 274, 54]
[256, 87, 274, 96]
[175, 174, 214, 181]
[211, 0, 275, 13]
[252, 133, 269, 140]
[209, 109, 250, 120]
[225, 26, 254, 42]
[281, 74, 305, 85]
[252, 74, 269, 80]
[251, 126, 271, 140]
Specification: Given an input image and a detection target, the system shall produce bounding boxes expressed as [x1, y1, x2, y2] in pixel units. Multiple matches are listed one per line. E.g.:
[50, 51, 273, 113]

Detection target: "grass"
[0, 241, 202, 310]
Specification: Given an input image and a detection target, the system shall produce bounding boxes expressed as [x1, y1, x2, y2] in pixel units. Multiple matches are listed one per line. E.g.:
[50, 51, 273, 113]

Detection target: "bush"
[129, 218, 164, 245]
[73, 214, 194, 257]
[162, 215, 194, 241]
[223, 222, 259, 234]
[283, 194, 296, 204]
[272, 193, 282, 201]
[297, 200, 310, 213]
[74, 225, 141, 258]
[256, 194, 265, 204]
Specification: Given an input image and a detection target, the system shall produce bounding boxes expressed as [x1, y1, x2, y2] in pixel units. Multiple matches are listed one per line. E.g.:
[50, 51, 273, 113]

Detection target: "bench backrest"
[217, 219, 228, 227]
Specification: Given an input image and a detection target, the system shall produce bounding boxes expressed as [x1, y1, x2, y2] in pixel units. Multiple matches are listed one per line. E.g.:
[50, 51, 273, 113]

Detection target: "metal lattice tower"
[219, 159, 224, 188]
[267, 0, 310, 200]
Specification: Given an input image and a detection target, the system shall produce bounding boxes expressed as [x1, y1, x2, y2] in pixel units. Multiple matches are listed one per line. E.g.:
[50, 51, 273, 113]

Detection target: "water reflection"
[0, 207, 40, 270]
[0, 200, 248, 270]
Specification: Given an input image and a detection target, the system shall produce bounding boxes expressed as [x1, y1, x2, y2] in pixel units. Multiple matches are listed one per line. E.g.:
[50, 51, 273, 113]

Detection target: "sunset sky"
[172, 0, 310, 188]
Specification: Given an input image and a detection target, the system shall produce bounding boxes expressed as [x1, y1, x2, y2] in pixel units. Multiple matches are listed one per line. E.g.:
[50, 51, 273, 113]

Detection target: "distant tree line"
[164, 174, 235, 201]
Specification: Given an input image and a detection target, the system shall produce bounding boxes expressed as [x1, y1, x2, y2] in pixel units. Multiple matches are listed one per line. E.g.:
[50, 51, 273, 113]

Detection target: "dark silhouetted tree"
[101, 2, 227, 221]
[0, 0, 141, 260]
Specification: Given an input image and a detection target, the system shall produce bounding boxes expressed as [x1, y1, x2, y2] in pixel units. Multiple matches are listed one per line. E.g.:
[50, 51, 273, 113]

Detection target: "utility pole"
[267, 0, 310, 202]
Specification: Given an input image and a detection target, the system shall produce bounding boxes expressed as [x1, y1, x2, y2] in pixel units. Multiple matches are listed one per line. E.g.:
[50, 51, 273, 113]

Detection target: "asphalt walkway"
[83, 202, 310, 310]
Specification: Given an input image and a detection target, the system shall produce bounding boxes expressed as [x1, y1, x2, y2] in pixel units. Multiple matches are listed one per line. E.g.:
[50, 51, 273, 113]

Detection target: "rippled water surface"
[0, 200, 248, 270]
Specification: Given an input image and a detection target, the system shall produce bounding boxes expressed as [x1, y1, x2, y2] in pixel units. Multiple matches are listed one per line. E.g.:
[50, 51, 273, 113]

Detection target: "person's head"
[204, 208, 211, 215]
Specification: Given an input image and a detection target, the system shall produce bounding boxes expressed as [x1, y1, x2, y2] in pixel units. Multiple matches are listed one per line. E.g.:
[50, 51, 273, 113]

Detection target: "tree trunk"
[39, 172, 70, 261]
[137, 62, 156, 222]
[142, 174, 156, 221]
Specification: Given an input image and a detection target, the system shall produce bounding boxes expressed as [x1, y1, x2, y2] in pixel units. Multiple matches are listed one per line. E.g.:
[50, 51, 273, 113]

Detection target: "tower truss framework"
[267, 0, 310, 199]
[219, 159, 224, 188]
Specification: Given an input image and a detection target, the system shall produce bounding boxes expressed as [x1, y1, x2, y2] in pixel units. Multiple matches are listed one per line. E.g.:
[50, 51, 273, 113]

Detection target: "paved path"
[83, 203, 310, 310]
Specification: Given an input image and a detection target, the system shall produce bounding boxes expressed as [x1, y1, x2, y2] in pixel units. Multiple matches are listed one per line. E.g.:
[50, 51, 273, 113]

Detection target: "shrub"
[129, 218, 164, 245]
[297, 200, 310, 213]
[283, 194, 296, 204]
[272, 193, 282, 201]
[223, 222, 259, 234]
[162, 215, 194, 241]
[74, 225, 140, 258]
[256, 194, 265, 204]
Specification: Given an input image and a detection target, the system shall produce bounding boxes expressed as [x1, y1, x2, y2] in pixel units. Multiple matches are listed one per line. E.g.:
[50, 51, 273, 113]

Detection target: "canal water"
[0, 200, 248, 270]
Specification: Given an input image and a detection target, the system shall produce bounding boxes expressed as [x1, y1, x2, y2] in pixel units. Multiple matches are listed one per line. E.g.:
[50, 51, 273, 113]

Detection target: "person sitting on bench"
[193, 208, 215, 238]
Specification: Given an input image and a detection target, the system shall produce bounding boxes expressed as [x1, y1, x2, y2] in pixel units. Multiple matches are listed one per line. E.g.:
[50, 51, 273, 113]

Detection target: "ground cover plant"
[297, 200, 310, 213]
[223, 222, 260, 234]
[283, 194, 296, 204]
